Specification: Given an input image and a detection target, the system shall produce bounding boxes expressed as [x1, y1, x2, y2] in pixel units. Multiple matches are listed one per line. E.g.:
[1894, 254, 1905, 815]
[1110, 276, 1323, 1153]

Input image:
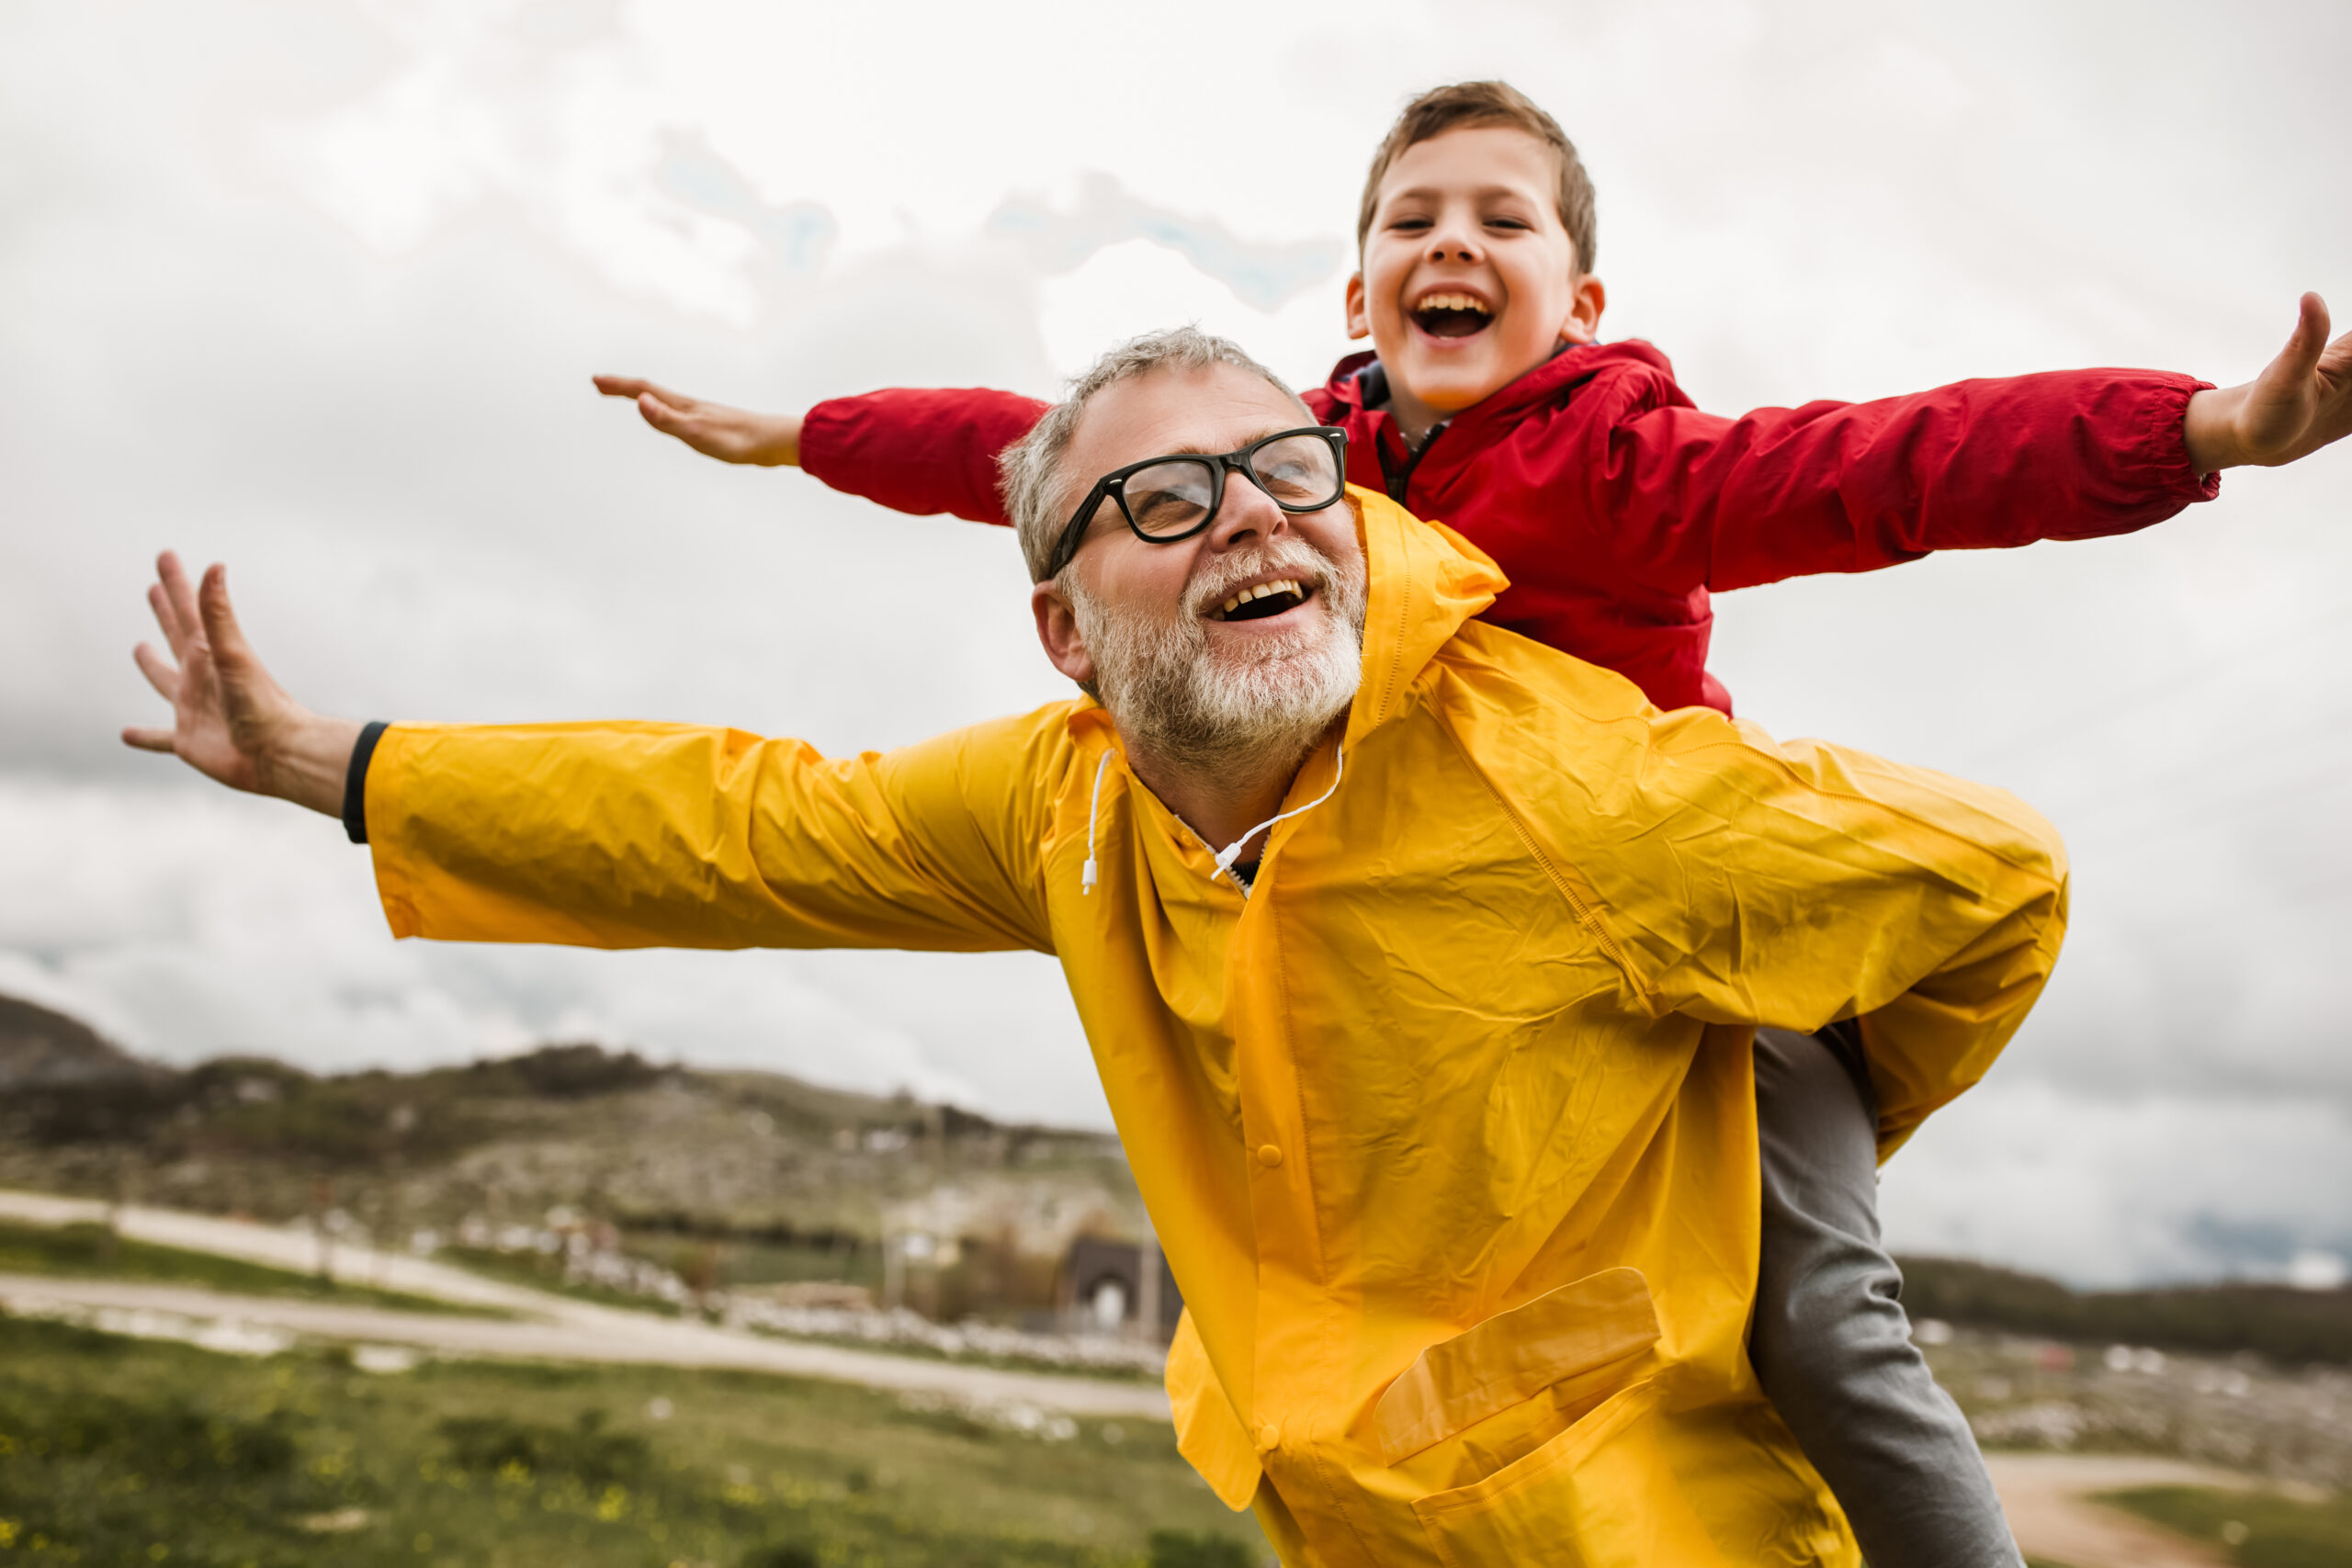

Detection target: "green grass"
[0, 1309, 1266, 1566]
[0, 1219, 484, 1316]
[2097, 1485, 2352, 1568]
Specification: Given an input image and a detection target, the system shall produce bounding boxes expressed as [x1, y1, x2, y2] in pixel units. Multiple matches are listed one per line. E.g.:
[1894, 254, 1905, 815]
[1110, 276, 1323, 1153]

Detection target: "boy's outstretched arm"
[593, 376, 804, 466]
[1587, 294, 2349, 596]
[594, 375, 1046, 526]
[2184, 293, 2352, 470]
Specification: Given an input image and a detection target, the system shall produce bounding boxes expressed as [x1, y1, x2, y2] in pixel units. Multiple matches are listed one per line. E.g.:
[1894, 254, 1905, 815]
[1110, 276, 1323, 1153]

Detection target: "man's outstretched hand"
[593, 376, 803, 466]
[2187, 292, 2352, 472]
[122, 552, 358, 818]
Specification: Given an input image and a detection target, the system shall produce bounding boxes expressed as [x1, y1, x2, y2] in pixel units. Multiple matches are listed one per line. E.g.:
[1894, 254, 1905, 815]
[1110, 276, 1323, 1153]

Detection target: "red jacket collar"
[1318, 339, 1677, 426]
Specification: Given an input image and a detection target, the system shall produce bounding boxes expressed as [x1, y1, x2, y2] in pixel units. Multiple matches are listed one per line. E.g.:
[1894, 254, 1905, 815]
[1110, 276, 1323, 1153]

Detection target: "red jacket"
[800, 342, 2219, 713]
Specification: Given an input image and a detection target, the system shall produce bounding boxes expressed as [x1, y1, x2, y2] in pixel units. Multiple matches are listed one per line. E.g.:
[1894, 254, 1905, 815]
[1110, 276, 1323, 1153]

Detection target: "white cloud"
[3, 0, 2348, 1282]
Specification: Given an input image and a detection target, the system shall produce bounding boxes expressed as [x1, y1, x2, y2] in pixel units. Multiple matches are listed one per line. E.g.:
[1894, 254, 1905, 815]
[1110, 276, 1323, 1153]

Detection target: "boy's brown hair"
[1356, 81, 1598, 275]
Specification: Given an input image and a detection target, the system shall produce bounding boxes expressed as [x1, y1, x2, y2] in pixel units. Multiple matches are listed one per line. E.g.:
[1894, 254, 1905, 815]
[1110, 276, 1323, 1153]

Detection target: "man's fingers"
[147, 581, 189, 660]
[121, 726, 177, 753]
[132, 641, 180, 702]
[156, 551, 201, 657]
[196, 563, 257, 673]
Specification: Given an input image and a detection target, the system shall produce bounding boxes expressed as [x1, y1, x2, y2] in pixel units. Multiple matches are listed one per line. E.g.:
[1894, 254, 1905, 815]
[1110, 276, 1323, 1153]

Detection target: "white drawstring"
[1080, 748, 1114, 896]
[1080, 741, 1347, 898]
[1209, 744, 1344, 896]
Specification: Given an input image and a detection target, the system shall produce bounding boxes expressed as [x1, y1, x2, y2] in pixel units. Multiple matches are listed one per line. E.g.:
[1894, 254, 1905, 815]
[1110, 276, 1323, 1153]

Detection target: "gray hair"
[999, 326, 1316, 583]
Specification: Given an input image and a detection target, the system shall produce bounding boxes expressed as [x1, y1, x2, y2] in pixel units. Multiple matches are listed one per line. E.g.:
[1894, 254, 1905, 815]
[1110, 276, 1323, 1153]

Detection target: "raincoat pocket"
[1372, 1266, 1658, 1465]
[1410, 1380, 1729, 1568]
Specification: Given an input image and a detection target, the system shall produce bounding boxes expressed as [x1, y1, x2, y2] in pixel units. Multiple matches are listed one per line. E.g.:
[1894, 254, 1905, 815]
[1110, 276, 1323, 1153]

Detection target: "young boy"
[597, 82, 2352, 1566]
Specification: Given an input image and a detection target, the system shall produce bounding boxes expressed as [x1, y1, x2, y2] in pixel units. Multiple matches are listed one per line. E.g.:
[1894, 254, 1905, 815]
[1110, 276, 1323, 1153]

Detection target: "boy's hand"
[2185, 293, 2352, 472]
[122, 551, 358, 818]
[593, 376, 803, 466]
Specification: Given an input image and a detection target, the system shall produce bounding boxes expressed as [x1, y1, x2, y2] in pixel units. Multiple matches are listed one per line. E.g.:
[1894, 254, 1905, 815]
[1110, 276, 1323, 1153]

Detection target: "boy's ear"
[1031, 580, 1096, 688]
[1559, 274, 1607, 346]
[1344, 272, 1372, 341]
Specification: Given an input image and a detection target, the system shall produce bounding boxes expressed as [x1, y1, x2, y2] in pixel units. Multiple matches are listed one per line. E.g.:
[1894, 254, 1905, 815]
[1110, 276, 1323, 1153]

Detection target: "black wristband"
[343, 721, 389, 845]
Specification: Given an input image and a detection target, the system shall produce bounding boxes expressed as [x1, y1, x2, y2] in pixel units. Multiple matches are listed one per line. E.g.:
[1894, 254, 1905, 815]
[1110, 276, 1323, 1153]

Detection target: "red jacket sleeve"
[798, 387, 1051, 526]
[1586, 368, 2221, 592]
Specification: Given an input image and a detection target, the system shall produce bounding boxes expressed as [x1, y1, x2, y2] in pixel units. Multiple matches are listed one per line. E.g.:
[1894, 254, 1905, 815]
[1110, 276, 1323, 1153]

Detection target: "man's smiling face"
[1030, 361, 1366, 766]
[1346, 125, 1604, 435]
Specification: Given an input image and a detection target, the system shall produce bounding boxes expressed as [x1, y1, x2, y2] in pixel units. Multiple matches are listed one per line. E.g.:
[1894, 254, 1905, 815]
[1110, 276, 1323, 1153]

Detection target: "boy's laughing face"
[1345, 125, 1604, 441]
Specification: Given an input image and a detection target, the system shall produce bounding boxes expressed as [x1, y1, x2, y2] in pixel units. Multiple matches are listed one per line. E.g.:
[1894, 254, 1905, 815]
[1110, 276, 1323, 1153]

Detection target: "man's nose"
[1206, 469, 1288, 549]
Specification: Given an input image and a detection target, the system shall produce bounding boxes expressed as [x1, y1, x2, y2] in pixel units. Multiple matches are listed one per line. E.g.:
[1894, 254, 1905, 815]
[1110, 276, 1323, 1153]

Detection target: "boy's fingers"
[636, 395, 700, 437]
[601, 376, 694, 412]
[132, 641, 180, 702]
[2280, 291, 2329, 375]
[121, 726, 177, 753]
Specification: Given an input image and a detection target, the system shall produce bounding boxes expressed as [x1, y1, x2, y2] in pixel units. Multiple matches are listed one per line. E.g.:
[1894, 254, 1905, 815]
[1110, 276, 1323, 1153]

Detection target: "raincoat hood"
[363, 490, 2066, 1566]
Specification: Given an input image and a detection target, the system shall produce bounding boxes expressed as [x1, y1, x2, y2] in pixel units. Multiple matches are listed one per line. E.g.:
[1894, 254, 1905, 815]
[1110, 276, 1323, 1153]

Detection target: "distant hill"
[0, 994, 1144, 1261]
[1897, 1254, 2352, 1366]
[0, 994, 160, 1091]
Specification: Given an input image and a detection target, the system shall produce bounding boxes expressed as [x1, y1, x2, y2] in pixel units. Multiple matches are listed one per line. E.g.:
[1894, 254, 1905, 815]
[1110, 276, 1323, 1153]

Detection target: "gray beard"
[1066, 535, 1369, 776]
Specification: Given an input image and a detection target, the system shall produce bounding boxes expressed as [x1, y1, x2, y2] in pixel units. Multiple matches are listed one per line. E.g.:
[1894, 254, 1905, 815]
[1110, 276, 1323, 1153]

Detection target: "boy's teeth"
[1416, 291, 1489, 313]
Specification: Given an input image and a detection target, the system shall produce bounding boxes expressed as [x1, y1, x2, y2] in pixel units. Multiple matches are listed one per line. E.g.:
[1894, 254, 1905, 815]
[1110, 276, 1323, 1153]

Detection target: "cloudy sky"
[3, 0, 2347, 1288]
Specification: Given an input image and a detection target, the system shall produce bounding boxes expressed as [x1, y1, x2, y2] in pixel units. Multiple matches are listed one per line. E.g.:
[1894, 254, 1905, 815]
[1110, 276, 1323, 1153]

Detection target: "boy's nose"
[1425, 223, 1482, 265]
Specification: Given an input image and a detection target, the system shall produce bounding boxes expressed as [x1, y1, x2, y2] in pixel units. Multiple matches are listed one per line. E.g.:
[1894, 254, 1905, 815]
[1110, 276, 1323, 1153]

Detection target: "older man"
[127, 328, 2064, 1566]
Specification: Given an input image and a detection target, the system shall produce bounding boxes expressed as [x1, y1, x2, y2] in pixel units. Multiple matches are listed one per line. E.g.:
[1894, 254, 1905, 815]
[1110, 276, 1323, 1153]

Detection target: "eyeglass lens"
[1120, 434, 1340, 537]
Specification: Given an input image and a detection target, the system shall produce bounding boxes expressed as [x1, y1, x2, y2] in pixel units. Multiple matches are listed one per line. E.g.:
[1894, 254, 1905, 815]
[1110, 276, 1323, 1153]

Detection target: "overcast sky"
[3, 0, 2347, 1288]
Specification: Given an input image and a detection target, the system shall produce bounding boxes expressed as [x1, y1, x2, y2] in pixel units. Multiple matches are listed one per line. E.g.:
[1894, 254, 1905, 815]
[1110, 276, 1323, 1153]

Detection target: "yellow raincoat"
[366, 490, 2066, 1566]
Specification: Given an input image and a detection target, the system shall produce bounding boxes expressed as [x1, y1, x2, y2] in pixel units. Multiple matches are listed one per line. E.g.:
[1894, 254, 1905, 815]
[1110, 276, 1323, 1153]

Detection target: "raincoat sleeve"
[1567, 706, 2070, 1157]
[361, 715, 1058, 955]
[798, 387, 1051, 525]
[1582, 367, 2219, 593]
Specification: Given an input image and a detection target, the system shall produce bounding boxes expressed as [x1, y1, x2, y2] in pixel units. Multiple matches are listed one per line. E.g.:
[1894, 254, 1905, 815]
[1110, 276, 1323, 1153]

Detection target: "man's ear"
[1031, 579, 1096, 688]
[1344, 272, 1372, 341]
[1558, 274, 1607, 345]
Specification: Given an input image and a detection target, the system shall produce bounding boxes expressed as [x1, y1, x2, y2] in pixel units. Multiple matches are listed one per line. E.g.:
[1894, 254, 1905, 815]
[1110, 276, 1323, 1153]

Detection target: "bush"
[741, 1544, 819, 1568]
[438, 1406, 648, 1485]
[1148, 1528, 1256, 1568]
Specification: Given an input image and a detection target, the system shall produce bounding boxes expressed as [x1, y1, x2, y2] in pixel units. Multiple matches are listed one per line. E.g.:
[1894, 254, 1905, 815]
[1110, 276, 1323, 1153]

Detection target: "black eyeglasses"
[1043, 426, 1350, 581]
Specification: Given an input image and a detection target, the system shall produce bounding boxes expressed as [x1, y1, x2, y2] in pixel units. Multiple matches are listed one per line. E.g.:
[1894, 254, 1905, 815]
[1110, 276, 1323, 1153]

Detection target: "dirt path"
[0, 1270, 1170, 1417]
[0, 1188, 546, 1313]
[1985, 1453, 2257, 1568]
[0, 1188, 1168, 1419]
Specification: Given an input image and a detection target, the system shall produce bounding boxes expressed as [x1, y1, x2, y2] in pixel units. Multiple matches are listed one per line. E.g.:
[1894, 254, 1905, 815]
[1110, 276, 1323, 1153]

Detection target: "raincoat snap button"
[1257, 1421, 1280, 1451]
[1256, 1144, 1283, 1168]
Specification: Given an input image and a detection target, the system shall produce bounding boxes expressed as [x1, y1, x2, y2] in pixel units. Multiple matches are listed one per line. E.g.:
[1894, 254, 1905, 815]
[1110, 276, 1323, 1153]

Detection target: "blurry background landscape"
[2, 0, 2347, 1305]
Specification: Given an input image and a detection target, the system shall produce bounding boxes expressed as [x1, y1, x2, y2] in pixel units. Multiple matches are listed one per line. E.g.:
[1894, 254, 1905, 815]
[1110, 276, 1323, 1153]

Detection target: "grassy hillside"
[0, 1310, 1264, 1566]
[1897, 1256, 2352, 1366]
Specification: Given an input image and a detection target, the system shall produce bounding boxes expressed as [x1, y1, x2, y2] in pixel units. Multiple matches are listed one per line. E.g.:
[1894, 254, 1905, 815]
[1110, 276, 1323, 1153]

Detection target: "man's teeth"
[1217, 579, 1305, 616]
[1414, 291, 1489, 314]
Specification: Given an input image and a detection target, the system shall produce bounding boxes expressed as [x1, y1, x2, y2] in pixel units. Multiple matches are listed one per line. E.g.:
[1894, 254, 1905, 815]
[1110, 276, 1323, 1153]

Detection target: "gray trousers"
[1750, 1027, 2022, 1568]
